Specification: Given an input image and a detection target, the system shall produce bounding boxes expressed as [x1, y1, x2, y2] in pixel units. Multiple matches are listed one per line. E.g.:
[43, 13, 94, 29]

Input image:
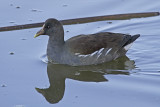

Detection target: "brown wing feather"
[65, 32, 130, 55]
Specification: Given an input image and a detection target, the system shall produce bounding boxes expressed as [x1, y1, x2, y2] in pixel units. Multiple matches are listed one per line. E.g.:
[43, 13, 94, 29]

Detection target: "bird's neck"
[47, 32, 65, 62]
[48, 31, 65, 45]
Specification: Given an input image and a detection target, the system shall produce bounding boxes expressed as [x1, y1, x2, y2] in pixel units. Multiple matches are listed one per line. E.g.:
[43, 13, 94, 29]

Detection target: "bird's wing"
[65, 32, 131, 55]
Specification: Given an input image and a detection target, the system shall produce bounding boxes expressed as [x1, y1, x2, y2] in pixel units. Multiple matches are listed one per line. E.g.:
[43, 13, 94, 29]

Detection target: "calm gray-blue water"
[0, 0, 160, 107]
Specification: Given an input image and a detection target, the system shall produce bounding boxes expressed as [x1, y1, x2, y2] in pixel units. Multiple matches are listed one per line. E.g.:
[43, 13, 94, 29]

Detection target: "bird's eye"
[45, 25, 50, 29]
[47, 26, 50, 29]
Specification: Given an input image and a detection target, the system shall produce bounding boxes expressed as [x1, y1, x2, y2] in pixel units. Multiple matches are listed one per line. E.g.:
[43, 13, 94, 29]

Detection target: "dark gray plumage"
[34, 18, 140, 66]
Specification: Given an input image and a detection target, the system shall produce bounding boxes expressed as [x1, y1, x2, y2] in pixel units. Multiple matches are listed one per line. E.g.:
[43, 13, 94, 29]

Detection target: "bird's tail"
[125, 34, 140, 46]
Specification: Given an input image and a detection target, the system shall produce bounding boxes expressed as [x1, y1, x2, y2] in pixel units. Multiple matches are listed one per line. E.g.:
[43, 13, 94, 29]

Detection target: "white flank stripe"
[124, 43, 133, 50]
[78, 54, 88, 57]
[77, 48, 106, 58]
[105, 48, 112, 55]
[75, 53, 80, 55]
[97, 48, 104, 54]
[97, 53, 102, 58]
[90, 50, 98, 56]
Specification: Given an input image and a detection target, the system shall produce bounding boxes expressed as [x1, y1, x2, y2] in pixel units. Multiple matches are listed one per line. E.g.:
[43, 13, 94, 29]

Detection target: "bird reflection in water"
[35, 56, 136, 104]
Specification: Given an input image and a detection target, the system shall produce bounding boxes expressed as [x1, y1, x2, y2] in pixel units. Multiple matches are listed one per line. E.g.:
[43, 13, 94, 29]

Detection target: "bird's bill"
[34, 28, 45, 38]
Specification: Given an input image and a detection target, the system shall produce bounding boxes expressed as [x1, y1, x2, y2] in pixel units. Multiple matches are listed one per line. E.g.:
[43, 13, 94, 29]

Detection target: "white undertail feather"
[124, 43, 133, 51]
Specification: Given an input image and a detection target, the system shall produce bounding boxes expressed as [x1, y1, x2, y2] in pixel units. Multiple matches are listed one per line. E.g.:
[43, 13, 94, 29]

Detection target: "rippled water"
[0, 0, 160, 107]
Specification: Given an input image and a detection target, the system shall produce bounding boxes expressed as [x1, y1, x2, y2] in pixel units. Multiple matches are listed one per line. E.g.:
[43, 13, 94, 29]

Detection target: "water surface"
[0, 0, 160, 107]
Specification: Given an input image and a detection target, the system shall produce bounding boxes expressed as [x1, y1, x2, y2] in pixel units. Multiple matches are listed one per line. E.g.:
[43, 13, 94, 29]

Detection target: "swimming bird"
[34, 18, 140, 66]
